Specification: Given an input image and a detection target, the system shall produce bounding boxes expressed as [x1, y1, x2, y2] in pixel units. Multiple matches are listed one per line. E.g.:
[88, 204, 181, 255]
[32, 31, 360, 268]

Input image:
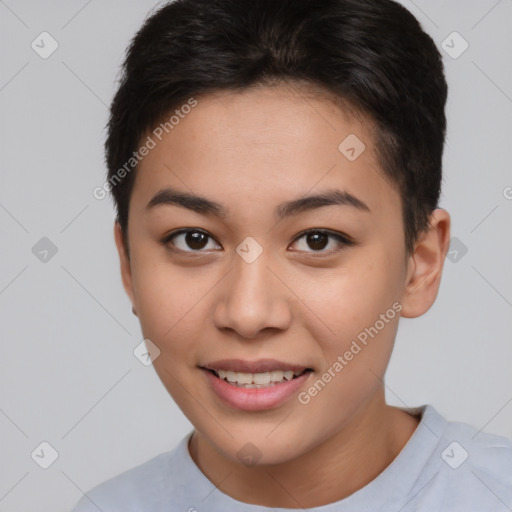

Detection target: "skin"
[114, 82, 451, 507]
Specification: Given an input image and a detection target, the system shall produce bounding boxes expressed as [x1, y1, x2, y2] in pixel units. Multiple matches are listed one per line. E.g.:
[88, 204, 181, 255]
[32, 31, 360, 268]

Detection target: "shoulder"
[440, 410, 512, 476]
[415, 405, 512, 510]
[444, 413, 512, 480]
[69, 434, 192, 512]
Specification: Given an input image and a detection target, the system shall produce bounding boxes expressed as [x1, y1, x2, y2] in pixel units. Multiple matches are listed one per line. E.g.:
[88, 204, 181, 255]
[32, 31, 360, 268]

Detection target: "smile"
[212, 369, 310, 388]
[200, 359, 314, 411]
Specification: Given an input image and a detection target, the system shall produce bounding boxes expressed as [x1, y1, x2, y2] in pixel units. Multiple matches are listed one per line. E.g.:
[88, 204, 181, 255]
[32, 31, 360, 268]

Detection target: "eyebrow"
[145, 187, 370, 219]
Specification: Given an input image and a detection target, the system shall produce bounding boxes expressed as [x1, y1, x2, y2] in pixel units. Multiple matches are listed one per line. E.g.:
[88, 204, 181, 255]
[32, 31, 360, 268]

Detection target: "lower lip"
[202, 369, 312, 411]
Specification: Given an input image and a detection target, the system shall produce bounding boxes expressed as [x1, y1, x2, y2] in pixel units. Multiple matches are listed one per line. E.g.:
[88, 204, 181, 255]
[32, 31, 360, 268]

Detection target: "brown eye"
[305, 232, 329, 250]
[163, 229, 221, 252]
[290, 229, 353, 254]
[184, 231, 209, 250]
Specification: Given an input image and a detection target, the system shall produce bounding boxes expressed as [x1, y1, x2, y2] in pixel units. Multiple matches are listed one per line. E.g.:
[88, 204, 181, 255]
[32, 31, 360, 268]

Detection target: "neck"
[188, 388, 420, 508]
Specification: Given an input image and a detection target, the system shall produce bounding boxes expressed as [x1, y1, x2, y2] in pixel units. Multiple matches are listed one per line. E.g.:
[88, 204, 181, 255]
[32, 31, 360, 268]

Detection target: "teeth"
[254, 372, 271, 385]
[283, 370, 294, 381]
[236, 372, 253, 385]
[270, 370, 284, 382]
[216, 369, 304, 386]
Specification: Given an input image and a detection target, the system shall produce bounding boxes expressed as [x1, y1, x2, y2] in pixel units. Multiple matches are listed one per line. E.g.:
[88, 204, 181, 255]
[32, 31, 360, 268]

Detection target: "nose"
[213, 250, 292, 340]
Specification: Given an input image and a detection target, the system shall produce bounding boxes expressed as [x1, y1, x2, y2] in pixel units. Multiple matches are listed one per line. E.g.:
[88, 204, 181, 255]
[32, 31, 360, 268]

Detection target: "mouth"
[204, 367, 313, 389]
[199, 359, 314, 411]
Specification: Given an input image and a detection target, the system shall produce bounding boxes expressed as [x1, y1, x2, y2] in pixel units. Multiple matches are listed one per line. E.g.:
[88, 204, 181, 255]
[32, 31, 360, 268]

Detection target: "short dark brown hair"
[104, 0, 448, 256]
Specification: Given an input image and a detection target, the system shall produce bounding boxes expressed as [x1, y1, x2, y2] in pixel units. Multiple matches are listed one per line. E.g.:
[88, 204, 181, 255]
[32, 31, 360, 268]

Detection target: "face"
[117, 83, 413, 465]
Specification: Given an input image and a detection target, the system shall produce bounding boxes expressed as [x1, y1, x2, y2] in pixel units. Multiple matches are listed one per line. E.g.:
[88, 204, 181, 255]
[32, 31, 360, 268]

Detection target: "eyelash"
[161, 228, 354, 255]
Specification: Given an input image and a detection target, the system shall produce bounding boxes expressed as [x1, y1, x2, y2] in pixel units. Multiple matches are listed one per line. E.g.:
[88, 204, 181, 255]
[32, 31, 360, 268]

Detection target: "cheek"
[300, 252, 403, 345]
[129, 253, 206, 351]
[296, 263, 401, 429]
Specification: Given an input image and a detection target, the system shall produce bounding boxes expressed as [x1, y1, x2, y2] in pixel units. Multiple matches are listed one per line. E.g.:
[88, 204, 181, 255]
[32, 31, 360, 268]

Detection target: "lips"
[202, 358, 311, 374]
[200, 359, 314, 411]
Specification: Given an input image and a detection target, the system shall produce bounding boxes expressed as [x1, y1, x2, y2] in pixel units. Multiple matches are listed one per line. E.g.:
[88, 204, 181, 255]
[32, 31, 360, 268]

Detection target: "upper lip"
[202, 359, 311, 374]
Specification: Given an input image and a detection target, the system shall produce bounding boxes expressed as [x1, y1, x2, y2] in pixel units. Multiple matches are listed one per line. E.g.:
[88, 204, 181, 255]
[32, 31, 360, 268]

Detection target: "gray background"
[1, 1, 511, 510]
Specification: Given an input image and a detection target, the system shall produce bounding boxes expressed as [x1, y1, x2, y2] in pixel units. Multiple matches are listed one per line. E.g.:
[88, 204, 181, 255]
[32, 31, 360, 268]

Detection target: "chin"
[204, 423, 315, 467]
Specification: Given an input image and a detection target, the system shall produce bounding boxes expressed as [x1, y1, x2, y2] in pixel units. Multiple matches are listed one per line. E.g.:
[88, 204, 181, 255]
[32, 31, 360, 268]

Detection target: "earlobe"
[400, 209, 451, 318]
[113, 221, 136, 308]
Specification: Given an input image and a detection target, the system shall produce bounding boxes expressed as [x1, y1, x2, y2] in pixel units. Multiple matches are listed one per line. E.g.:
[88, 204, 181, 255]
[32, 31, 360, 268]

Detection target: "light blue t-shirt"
[70, 405, 512, 511]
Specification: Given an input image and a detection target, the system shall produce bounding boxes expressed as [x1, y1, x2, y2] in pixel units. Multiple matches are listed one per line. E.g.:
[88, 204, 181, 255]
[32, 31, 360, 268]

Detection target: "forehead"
[131, 83, 398, 222]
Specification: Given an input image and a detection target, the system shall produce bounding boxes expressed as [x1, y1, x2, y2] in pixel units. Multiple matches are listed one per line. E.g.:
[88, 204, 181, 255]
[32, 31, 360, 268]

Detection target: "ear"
[113, 221, 136, 310]
[400, 208, 451, 318]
